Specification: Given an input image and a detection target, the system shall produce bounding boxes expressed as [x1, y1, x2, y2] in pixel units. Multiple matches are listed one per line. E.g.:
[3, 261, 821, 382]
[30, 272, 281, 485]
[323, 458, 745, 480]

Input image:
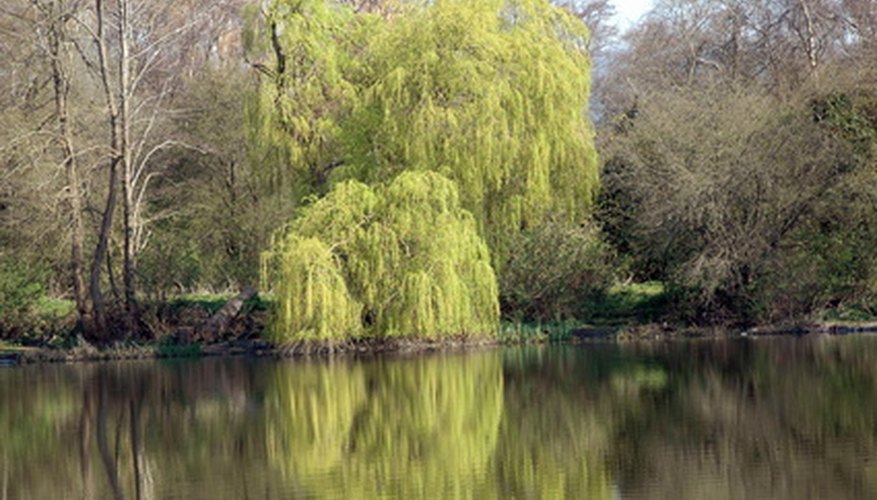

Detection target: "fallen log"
[195, 286, 258, 343]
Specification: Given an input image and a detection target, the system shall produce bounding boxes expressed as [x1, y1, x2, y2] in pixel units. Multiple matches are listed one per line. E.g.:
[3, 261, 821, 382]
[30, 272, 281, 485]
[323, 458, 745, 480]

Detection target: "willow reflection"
[265, 352, 504, 498]
[4, 339, 877, 499]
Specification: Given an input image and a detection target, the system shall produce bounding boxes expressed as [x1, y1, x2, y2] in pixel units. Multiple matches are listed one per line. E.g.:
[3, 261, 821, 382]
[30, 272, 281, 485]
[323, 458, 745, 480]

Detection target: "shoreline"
[574, 321, 877, 342]
[0, 335, 507, 366]
[4, 321, 877, 366]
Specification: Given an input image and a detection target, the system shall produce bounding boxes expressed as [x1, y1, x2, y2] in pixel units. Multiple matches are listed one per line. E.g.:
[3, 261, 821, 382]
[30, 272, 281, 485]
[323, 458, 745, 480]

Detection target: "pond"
[2, 337, 877, 499]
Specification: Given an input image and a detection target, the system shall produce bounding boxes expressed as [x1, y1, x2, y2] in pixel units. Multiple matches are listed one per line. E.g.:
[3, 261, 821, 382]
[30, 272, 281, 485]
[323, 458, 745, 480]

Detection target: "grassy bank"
[7, 320, 877, 366]
[5, 282, 877, 365]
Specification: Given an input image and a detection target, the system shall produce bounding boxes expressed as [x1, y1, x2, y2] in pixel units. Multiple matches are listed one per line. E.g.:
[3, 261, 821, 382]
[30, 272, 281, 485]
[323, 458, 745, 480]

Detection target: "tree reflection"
[0, 360, 283, 499]
[4, 338, 877, 499]
[496, 348, 616, 499]
[607, 338, 877, 500]
[265, 353, 504, 498]
[266, 360, 368, 478]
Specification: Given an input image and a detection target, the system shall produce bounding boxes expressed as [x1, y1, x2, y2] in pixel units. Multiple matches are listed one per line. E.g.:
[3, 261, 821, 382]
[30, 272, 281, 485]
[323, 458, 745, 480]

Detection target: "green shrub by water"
[500, 218, 616, 322]
[156, 340, 202, 358]
[588, 282, 669, 324]
[0, 258, 46, 337]
[0, 259, 79, 340]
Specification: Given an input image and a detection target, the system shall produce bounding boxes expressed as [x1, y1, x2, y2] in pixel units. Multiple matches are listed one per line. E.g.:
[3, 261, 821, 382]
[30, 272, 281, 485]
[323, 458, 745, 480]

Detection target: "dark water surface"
[3, 337, 877, 499]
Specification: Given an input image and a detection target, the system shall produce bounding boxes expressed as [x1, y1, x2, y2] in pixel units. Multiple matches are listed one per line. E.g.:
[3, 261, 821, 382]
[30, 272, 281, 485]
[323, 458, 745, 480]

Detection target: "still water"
[2, 337, 877, 499]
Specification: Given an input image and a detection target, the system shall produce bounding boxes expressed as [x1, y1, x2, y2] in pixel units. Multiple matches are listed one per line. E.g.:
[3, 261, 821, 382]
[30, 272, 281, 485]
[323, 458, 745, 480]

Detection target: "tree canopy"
[251, 0, 600, 266]
[262, 171, 499, 342]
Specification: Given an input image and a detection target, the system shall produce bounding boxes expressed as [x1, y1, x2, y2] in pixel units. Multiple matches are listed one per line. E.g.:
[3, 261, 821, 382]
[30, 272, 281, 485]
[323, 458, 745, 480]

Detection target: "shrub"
[138, 230, 204, 300]
[500, 218, 616, 322]
[0, 257, 47, 339]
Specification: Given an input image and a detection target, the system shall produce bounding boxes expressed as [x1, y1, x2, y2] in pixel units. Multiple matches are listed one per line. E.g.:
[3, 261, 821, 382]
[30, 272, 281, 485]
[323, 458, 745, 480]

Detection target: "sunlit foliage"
[244, 0, 359, 200]
[341, 0, 599, 264]
[251, 0, 600, 266]
[262, 171, 499, 341]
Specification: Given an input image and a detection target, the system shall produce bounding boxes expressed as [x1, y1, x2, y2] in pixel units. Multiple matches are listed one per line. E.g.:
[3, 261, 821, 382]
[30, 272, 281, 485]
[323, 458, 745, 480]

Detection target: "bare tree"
[555, 0, 618, 58]
[39, 0, 92, 329]
[601, 84, 866, 318]
[70, 0, 247, 337]
[598, 0, 862, 114]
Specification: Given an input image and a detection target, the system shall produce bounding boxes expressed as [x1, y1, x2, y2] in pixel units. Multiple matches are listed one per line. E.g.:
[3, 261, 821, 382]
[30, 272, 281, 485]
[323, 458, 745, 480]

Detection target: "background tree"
[0, 0, 253, 340]
[601, 86, 864, 319]
[596, 0, 877, 322]
[80, 0, 250, 335]
[0, 0, 90, 335]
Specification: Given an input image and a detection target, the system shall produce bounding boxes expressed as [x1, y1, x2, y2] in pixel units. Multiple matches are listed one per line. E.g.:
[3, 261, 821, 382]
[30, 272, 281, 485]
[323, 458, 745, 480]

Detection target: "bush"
[599, 86, 874, 322]
[138, 230, 204, 300]
[755, 201, 877, 322]
[500, 218, 616, 322]
[0, 258, 47, 339]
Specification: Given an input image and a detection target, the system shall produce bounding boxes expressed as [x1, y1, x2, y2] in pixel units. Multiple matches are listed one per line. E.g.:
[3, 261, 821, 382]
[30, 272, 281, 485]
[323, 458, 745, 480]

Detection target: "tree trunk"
[118, 0, 138, 330]
[88, 0, 123, 342]
[46, 0, 93, 332]
[196, 286, 258, 342]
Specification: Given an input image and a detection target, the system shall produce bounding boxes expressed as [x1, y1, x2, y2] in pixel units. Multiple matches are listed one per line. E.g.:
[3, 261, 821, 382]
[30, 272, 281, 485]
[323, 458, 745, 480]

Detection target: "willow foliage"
[252, 0, 599, 265]
[262, 171, 499, 341]
[264, 236, 363, 341]
[341, 0, 599, 264]
[244, 0, 359, 199]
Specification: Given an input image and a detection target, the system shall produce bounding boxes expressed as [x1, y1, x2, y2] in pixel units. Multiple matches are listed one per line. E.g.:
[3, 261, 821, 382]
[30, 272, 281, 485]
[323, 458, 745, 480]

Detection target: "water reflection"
[265, 355, 503, 498]
[2, 337, 877, 499]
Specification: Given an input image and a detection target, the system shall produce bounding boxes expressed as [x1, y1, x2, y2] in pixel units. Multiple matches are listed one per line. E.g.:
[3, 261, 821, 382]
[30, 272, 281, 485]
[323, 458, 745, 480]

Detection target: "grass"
[588, 281, 669, 325]
[0, 339, 20, 351]
[5, 285, 671, 356]
[821, 303, 877, 322]
[499, 320, 578, 344]
[8, 338, 207, 363]
[34, 297, 76, 319]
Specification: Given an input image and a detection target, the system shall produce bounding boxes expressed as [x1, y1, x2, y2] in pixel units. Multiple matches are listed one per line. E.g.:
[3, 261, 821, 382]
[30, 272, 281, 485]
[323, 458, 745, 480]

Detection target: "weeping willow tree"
[262, 171, 499, 341]
[340, 0, 600, 265]
[243, 0, 359, 200]
[250, 0, 600, 266]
